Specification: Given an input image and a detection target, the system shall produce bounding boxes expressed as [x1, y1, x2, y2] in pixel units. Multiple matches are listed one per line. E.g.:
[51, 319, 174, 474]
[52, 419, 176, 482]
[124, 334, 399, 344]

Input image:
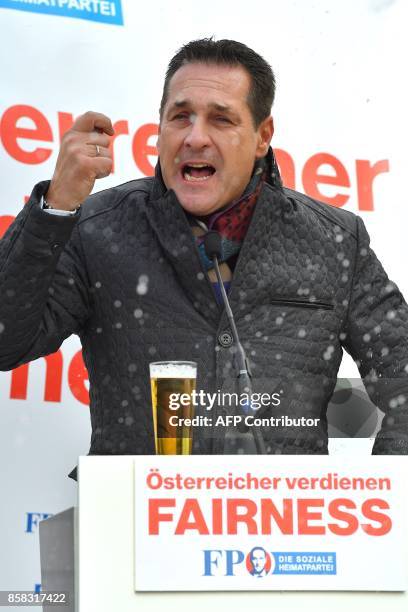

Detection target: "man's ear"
[255, 116, 274, 158]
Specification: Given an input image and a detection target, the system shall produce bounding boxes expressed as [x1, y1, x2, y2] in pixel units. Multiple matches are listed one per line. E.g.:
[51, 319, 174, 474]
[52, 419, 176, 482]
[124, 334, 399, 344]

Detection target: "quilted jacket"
[1, 149, 408, 463]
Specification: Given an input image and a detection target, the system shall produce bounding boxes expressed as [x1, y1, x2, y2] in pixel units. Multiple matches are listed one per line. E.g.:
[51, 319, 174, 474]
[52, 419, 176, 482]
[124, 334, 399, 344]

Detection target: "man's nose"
[183, 117, 211, 149]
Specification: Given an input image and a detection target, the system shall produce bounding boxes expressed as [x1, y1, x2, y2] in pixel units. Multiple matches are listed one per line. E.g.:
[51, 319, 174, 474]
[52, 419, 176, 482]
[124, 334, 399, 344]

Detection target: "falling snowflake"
[323, 345, 335, 360]
[136, 275, 149, 295]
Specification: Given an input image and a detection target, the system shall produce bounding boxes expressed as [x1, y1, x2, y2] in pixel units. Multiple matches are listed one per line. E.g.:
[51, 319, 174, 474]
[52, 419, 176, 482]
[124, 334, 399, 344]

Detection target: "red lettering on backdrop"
[227, 498, 258, 534]
[260, 498, 294, 534]
[146, 496, 392, 535]
[68, 350, 90, 405]
[57, 112, 75, 139]
[149, 499, 175, 535]
[132, 123, 159, 176]
[109, 120, 129, 173]
[10, 352, 63, 402]
[0, 105, 53, 164]
[327, 498, 359, 535]
[212, 498, 223, 535]
[361, 498, 392, 535]
[356, 159, 389, 211]
[0, 216, 15, 239]
[0, 104, 392, 211]
[297, 498, 326, 535]
[302, 153, 350, 208]
[274, 148, 296, 189]
[175, 498, 210, 535]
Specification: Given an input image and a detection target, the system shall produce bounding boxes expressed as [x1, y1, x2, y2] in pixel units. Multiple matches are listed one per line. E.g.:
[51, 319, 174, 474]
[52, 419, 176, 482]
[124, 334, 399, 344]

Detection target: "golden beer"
[149, 361, 197, 455]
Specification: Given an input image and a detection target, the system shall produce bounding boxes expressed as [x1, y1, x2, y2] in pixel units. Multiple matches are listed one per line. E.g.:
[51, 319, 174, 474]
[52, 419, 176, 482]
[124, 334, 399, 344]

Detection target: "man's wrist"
[41, 196, 80, 216]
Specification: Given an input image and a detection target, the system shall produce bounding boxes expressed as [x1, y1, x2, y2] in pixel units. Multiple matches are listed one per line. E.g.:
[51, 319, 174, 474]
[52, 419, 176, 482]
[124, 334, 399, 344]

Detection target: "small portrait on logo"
[246, 547, 273, 578]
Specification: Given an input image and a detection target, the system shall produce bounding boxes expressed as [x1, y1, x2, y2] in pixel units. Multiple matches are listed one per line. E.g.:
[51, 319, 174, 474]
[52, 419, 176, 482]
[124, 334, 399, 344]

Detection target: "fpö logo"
[0, 0, 123, 26]
[203, 548, 337, 577]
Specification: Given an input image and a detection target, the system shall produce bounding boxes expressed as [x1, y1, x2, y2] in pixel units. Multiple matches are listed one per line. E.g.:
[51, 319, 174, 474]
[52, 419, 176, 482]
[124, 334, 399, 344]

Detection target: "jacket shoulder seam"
[77, 179, 152, 225]
[281, 186, 358, 240]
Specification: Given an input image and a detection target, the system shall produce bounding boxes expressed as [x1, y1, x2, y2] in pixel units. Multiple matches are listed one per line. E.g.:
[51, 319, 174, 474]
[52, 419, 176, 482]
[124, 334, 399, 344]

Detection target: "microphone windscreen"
[204, 231, 222, 259]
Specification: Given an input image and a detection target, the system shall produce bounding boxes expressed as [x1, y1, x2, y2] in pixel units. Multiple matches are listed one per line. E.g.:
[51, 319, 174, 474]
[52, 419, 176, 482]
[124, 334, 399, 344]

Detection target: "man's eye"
[173, 113, 189, 120]
[216, 117, 231, 123]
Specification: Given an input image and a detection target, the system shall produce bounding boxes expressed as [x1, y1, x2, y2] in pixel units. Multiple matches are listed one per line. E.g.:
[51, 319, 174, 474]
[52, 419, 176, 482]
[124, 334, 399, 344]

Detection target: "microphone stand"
[211, 254, 266, 455]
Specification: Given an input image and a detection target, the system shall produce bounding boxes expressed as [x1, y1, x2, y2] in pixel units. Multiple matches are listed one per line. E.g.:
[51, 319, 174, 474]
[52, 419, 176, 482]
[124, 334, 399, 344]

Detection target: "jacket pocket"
[269, 298, 334, 310]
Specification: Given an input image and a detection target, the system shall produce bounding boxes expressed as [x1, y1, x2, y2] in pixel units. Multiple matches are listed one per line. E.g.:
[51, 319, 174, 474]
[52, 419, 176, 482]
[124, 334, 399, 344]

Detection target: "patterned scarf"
[192, 156, 267, 272]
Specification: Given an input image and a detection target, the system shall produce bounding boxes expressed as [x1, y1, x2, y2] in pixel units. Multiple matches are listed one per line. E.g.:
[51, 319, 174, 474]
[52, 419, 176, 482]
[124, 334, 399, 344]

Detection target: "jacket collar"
[145, 147, 285, 325]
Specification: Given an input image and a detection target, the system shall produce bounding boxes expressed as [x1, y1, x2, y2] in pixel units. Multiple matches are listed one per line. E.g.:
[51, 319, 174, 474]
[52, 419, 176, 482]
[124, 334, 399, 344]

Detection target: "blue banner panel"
[272, 552, 337, 575]
[0, 0, 123, 26]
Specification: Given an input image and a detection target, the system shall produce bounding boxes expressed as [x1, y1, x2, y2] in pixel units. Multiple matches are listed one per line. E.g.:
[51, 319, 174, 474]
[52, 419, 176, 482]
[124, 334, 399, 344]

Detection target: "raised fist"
[45, 111, 114, 211]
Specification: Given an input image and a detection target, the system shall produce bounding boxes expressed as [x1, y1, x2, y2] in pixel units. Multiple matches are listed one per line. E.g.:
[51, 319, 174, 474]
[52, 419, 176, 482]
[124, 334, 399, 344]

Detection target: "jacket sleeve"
[0, 180, 91, 370]
[342, 216, 408, 453]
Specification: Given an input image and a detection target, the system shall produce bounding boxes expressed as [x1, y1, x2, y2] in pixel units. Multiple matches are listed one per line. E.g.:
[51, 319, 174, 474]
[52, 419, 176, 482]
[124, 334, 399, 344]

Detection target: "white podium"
[40, 455, 408, 612]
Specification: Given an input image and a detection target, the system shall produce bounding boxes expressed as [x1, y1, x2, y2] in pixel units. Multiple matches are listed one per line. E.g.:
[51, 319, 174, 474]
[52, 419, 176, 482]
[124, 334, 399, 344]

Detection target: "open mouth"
[181, 162, 216, 182]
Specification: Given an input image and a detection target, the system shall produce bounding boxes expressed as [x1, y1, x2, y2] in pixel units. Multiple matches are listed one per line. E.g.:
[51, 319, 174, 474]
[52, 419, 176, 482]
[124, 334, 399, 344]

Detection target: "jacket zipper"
[269, 298, 334, 310]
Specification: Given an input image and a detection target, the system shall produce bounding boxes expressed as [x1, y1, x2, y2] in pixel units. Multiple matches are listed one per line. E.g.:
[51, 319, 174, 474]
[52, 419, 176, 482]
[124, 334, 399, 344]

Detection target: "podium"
[40, 455, 408, 612]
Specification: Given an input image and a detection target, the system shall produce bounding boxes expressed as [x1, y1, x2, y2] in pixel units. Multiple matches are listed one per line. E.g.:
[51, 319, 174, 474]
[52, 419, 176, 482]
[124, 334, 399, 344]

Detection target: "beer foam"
[150, 361, 197, 379]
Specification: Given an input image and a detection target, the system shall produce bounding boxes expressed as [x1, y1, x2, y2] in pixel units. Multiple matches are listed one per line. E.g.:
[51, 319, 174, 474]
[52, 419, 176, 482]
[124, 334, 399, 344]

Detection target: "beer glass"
[149, 361, 197, 455]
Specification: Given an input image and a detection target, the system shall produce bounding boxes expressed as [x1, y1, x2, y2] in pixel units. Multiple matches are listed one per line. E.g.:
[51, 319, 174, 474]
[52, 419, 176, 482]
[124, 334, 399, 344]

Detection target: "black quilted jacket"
[1, 150, 408, 462]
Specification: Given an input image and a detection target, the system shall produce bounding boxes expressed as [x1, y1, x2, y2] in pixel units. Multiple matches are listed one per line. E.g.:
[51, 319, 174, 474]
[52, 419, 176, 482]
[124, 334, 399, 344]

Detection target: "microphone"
[204, 231, 266, 454]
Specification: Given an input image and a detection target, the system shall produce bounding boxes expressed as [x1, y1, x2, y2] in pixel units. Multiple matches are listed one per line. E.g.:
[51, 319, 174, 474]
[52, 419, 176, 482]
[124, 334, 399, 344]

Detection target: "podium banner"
[134, 456, 408, 591]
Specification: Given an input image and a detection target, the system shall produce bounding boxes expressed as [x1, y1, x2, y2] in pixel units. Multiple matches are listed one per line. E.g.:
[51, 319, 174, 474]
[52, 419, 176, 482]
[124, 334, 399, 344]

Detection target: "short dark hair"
[250, 546, 266, 560]
[159, 37, 276, 128]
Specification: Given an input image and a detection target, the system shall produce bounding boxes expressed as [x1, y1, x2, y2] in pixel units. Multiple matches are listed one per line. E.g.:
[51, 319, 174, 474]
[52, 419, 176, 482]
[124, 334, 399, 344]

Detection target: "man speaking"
[0, 38, 407, 467]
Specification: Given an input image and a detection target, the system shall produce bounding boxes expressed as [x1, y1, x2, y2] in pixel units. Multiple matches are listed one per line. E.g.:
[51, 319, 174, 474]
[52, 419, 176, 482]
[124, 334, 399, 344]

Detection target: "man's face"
[251, 549, 267, 573]
[157, 62, 273, 216]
